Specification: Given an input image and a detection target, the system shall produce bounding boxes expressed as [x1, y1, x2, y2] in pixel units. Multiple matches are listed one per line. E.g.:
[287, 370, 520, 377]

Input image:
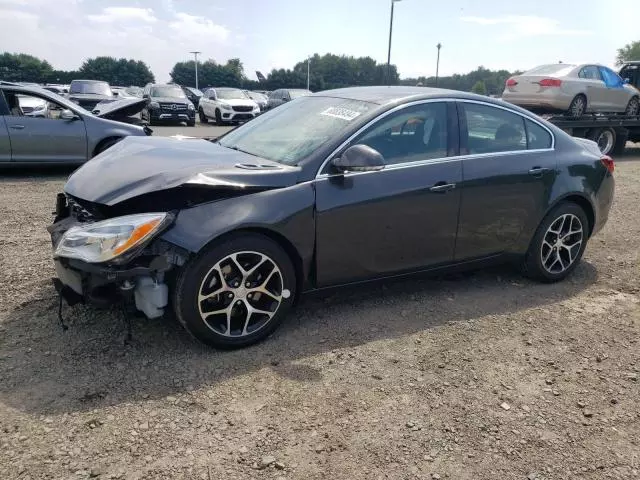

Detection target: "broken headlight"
[54, 213, 171, 263]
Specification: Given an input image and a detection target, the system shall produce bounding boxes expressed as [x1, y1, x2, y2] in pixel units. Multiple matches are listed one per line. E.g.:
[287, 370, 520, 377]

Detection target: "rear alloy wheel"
[588, 127, 616, 155]
[523, 203, 588, 283]
[199, 108, 208, 123]
[567, 95, 587, 117]
[625, 97, 639, 116]
[174, 234, 296, 349]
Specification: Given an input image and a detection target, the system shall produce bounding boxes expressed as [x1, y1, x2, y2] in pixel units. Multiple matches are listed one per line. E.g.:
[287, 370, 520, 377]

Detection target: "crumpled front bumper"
[47, 197, 183, 318]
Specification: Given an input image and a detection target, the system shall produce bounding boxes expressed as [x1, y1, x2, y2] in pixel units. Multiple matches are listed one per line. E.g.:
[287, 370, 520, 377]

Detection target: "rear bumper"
[502, 91, 574, 112]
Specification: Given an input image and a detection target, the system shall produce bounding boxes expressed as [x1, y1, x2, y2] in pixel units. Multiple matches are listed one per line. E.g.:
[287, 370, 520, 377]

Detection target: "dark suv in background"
[141, 84, 196, 126]
[67, 80, 116, 110]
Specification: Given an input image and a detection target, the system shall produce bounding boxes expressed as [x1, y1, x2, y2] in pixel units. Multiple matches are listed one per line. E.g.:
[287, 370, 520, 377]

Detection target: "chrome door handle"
[430, 182, 456, 193]
[528, 167, 550, 176]
[10, 125, 25, 130]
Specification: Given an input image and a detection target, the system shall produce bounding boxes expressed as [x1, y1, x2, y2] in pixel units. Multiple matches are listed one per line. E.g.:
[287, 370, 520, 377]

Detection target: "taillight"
[600, 155, 614, 173]
[538, 78, 562, 88]
[506, 78, 518, 87]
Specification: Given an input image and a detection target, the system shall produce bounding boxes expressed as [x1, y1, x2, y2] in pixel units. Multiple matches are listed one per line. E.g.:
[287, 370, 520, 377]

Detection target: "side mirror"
[331, 144, 385, 173]
[60, 109, 77, 121]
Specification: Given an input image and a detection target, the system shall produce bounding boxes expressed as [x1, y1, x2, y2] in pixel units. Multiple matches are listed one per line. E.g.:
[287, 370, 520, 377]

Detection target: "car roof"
[0, 83, 53, 95]
[311, 86, 503, 106]
[71, 79, 108, 83]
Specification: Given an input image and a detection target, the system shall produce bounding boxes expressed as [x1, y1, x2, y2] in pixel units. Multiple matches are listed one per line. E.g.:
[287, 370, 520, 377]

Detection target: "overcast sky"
[1, 0, 639, 83]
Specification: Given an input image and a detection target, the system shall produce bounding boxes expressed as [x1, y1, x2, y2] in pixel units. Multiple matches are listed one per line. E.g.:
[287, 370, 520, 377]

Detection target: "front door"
[454, 101, 557, 260]
[3, 90, 87, 163]
[315, 101, 462, 287]
[599, 66, 629, 112]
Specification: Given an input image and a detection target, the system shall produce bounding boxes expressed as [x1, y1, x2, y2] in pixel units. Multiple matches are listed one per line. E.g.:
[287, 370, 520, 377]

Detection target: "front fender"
[161, 182, 316, 282]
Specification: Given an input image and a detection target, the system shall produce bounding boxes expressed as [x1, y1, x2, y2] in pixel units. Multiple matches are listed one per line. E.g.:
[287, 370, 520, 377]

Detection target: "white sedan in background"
[502, 63, 640, 117]
[198, 87, 260, 125]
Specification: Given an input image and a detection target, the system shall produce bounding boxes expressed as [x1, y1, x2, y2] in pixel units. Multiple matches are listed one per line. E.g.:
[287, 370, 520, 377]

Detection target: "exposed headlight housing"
[55, 213, 172, 264]
[188, 103, 195, 110]
[149, 101, 160, 109]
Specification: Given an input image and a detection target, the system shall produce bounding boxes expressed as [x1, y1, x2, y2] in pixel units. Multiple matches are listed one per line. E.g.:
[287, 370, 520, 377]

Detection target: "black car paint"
[56, 88, 613, 297]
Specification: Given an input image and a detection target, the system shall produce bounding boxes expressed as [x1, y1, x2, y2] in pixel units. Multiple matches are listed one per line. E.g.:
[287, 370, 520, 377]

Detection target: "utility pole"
[307, 56, 311, 90]
[386, 0, 402, 85]
[435, 43, 442, 87]
[189, 51, 201, 90]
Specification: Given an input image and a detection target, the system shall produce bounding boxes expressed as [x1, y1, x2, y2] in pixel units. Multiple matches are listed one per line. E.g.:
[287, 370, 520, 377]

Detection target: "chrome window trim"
[314, 97, 555, 179]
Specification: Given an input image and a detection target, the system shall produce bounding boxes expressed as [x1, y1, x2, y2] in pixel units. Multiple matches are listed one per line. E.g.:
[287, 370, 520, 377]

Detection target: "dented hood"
[93, 97, 147, 118]
[64, 136, 301, 206]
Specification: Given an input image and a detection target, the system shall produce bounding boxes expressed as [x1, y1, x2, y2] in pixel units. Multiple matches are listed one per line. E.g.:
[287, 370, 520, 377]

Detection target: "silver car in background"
[502, 63, 640, 117]
[1, 83, 149, 165]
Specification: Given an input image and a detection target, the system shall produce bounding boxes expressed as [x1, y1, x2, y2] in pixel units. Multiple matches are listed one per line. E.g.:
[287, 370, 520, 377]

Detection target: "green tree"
[471, 80, 487, 95]
[0, 52, 53, 83]
[78, 56, 154, 86]
[616, 40, 640, 65]
[170, 58, 249, 89]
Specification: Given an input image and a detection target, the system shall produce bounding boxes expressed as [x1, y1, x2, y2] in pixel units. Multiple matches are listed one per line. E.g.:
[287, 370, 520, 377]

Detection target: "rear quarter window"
[525, 119, 552, 149]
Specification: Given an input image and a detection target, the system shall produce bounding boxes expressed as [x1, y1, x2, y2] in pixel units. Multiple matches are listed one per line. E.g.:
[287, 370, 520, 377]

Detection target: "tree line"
[3, 40, 640, 93]
[0, 53, 155, 86]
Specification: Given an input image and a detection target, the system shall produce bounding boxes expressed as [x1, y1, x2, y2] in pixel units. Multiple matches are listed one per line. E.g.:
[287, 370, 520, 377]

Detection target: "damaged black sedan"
[49, 87, 614, 348]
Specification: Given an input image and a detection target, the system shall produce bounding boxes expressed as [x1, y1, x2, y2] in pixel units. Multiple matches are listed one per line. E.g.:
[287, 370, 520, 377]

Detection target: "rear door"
[578, 65, 607, 110]
[3, 90, 87, 163]
[598, 66, 629, 112]
[455, 101, 556, 260]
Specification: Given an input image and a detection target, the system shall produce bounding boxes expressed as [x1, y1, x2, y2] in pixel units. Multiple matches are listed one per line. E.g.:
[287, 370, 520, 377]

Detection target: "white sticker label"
[320, 107, 362, 122]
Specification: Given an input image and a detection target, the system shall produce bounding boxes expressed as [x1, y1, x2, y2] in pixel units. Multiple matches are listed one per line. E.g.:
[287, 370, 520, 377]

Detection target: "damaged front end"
[48, 194, 188, 320]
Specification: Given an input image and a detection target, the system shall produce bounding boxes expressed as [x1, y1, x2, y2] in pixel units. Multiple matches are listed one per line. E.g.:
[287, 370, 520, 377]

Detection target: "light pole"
[386, 0, 402, 85]
[307, 56, 311, 90]
[435, 43, 442, 87]
[189, 51, 201, 90]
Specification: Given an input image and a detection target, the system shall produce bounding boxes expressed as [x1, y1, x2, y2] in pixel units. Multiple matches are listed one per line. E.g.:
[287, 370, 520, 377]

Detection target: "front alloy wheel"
[174, 234, 296, 348]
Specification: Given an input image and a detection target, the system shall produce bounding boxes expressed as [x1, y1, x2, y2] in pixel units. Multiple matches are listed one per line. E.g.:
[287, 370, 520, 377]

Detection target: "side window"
[463, 103, 526, 154]
[599, 67, 623, 88]
[525, 119, 552, 149]
[582, 66, 602, 81]
[353, 102, 448, 165]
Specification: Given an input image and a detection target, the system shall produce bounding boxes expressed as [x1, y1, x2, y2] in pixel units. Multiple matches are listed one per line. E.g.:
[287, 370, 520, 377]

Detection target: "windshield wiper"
[224, 145, 260, 158]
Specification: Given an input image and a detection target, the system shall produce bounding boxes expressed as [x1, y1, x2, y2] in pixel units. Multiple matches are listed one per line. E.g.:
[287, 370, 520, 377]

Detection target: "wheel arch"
[195, 226, 307, 303]
[92, 135, 122, 157]
[546, 193, 595, 237]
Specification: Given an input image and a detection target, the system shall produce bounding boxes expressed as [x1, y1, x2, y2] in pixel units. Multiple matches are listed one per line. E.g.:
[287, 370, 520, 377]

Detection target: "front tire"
[174, 234, 296, 349]
[523, 202, 589, 283]
[199, 108, 208, 123]
[215, 109, 224, 125]
[625, 97, 639, 116]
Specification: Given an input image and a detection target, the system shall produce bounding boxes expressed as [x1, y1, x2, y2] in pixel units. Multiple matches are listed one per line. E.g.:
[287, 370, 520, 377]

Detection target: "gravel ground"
[1, 147, 639, 480]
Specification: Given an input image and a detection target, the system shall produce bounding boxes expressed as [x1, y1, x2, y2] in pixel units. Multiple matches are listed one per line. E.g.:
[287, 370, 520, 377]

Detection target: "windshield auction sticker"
[320, 106, 363, 121]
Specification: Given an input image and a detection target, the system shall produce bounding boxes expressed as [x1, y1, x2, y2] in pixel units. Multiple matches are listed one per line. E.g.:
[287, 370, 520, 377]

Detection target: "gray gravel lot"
[0, 145, 639, 479]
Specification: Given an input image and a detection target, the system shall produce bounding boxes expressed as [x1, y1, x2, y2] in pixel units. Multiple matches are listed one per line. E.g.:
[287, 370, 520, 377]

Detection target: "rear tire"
[199, 108, 208, 123]
[174, 234, 296, 349]
[567, 95, 587, 117]
[624, 97, 639, 116]
[523, 202, 589, 283]
[587, 127, 616, 155]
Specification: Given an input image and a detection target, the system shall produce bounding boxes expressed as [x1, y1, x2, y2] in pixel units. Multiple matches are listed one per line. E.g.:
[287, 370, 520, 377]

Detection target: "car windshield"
[150, 86, 186, 98]
[525, 64, 576, 76]
[219, 96, 375, 165]
[290, 90, 312, 99]
[70, 81, 112, 96]
[217, 89, 248, 100]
